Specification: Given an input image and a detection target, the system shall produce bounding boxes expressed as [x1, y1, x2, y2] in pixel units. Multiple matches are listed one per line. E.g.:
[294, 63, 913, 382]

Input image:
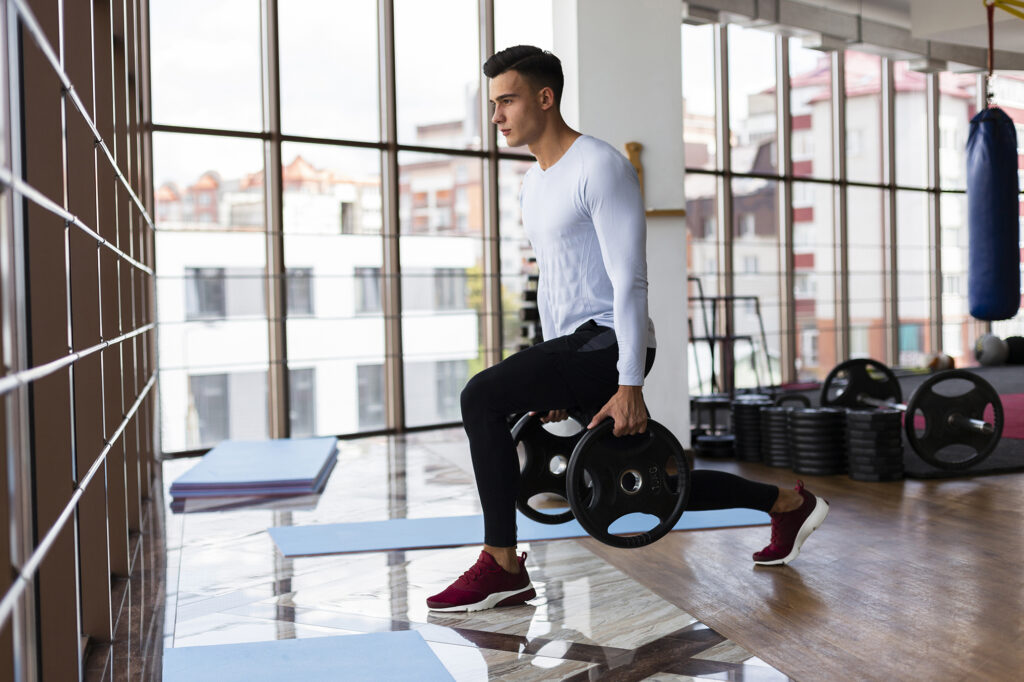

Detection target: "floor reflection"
[152, 429, 792, 681]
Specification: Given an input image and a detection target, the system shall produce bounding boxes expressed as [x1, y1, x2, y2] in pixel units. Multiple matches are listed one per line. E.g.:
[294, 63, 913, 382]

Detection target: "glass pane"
[732, 178, 781, 390]
[847, 186, 888, 363]
[398, 152, 484, 427]
[683, 23, 717, 171]
[894, 62, 928, 188]
[728, 25, 776, 173]
[685, 173, 719, 394]
[793, 182, 836, 381]
[789, 39, 831, 180]
[279, 0, 379, 142]
[281, 142, 385, 436]
[938, 72, 978, 191]
[498, 158, 536, 357]
[985, 71, 1024, 335]
[154, 133, 268, 452]
[149, 0, 262, 131]
[844, 51, 882, 185]
[939, 192, 981, 366]
[395, 0, 480, 150]
[896, 190, 931, 367]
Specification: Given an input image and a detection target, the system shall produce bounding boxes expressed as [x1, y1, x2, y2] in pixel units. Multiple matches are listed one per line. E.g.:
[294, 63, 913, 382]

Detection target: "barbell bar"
[820, 359, 1004, 470]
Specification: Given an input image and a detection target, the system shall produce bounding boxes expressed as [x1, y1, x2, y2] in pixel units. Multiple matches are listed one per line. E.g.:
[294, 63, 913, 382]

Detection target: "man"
[426, 46, 828, 612]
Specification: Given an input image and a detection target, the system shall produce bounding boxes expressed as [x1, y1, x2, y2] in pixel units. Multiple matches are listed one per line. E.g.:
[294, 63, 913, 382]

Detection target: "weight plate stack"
[694, 433, 735, 459]
[845, 408, 904, 482]
[759, 406, 794, 468]
[788, 407, 847, 475]
[731, 395, 774, 462]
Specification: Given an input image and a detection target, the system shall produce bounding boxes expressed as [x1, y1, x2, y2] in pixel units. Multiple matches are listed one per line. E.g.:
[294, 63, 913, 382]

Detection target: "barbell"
[511, 412, 690, 548]
[820, 358, 1004, 470]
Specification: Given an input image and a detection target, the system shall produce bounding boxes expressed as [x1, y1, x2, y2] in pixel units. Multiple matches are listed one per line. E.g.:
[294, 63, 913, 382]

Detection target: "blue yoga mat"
[163, 631, 453, 682]
[170, 437, 338, 497]
[268, 508, 769, 557]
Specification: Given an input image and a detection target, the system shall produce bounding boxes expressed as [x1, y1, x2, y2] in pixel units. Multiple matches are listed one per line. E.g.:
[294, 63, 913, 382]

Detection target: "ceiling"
[844, 0, 1024, 53]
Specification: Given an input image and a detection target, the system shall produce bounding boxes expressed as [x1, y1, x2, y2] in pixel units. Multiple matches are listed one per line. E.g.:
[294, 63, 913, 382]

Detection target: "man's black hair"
[483, 45, 564, 106]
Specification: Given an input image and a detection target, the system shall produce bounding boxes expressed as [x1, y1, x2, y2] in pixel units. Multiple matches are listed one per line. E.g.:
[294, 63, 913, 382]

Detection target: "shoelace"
[457, 560, 494, 585]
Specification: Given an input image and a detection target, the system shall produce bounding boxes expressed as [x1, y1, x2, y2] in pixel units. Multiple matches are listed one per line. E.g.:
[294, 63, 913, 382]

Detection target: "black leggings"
[461, 321, 779, 547]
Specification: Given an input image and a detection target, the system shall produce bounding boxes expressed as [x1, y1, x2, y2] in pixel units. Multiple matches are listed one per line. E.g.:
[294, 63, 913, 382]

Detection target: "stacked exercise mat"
[169, 437, 338, 511]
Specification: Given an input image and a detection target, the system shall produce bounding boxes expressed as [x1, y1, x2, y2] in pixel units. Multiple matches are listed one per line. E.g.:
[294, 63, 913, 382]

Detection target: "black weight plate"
[821, 358, 902, 409]
[792, 440, 845, 449]
[847, 439, 903, 450]
[848, 454, 905, 466]
[793, 464, 846, 476]
[511, 413, 582, 524]
[904, 370, 1003, 470]
[566, 419, 690, 549]
[847, 446, 905, 458]
[774, 393, 812, 408]
[846, 436, 903, 449]
[512, 413, 582, 524]
[790, 412, 847, 422]
[846, 410, 903, 423]
[793, 450, 846, 460]
[788, 424, 845, 436]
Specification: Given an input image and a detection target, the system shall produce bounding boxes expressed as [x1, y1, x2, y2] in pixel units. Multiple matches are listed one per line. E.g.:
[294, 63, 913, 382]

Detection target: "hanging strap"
[986, 0, 1024, 105]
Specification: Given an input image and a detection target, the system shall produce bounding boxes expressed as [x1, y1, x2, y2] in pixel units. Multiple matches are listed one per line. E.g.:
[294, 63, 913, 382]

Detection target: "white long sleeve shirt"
[520, 135, 656, 386]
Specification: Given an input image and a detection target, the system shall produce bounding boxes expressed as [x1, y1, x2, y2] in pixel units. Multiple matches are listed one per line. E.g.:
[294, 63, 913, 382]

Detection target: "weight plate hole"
[619, 469, 643, 495]
[548, 454, 568, 476]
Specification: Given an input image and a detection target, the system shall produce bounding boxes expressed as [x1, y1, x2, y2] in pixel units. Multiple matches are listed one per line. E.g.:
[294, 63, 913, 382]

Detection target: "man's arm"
[584, 146, 650, 436]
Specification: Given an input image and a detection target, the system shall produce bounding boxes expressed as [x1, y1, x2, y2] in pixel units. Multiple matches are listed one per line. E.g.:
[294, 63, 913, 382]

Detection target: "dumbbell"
[820, 359, 1004, 470]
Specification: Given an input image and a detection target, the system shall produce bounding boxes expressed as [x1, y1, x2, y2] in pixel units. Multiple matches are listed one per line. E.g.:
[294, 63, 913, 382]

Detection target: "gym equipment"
[513, 412, 693, 548]
[759, 406, 794, 468]
[1006, 336, 1024, 365]
[975, 333, 1009, 366]
[788, 408, 846, 476]
[566, 419, 690, 548]
[511, 413, 582, 524]
[845, 409, 904, 482]
[925, 351, 954, 371]
[966, 106, 1021, 321]
[821, 359, 1004, 470]
[904, 371, 1004, 470]
[731, 394, 774, 462]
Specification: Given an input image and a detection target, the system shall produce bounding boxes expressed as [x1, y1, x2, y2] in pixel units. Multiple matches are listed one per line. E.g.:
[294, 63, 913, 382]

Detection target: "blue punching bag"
[966, 106, 1021, 321]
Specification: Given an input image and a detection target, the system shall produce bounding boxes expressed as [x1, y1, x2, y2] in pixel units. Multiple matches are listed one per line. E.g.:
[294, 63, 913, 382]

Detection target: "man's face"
[488, 70, 548, 148]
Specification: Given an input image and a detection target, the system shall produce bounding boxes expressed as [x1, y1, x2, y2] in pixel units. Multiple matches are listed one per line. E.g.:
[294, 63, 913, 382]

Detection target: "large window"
[682, 18, 1004, 386]
[151, 2, 542, 450]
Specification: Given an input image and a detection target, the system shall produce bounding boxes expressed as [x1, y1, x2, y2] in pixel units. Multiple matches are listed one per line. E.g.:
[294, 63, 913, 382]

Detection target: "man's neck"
[528, 121, 581, 170]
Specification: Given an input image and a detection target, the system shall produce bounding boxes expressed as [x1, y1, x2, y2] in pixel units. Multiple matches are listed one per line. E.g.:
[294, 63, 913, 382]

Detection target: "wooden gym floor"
[587, 456, 1024, 681]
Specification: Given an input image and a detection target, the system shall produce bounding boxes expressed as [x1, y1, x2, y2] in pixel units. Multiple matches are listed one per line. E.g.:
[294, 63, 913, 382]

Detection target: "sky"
[149, 0, 552, 186]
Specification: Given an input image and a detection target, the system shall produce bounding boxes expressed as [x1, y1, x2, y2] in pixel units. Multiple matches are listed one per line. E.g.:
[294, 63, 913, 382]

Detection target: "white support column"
[553, 0, 690, 442]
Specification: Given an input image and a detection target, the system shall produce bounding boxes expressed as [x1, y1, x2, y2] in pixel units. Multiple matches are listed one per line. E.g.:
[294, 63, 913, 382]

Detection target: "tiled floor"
[103, 429, 793, 680]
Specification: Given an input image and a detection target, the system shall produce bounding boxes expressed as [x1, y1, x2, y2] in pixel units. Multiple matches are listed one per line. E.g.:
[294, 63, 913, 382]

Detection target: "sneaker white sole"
[754, 496, 830, 566]
[427, 584, 536, 612]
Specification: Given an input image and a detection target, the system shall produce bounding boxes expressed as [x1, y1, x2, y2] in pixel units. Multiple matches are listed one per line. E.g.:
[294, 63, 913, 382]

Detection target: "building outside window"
[357, 364, 385, 430]
[289, 367, 316, 437]
[355, 266, 382, 314]
[185, 268, 226, 320]
[287, 267, 314, 316]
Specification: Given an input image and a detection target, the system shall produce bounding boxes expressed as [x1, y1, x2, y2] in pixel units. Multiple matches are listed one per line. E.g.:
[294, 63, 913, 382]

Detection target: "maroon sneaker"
[426, 551, 536, 612]
[753, 481, 829, 565]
